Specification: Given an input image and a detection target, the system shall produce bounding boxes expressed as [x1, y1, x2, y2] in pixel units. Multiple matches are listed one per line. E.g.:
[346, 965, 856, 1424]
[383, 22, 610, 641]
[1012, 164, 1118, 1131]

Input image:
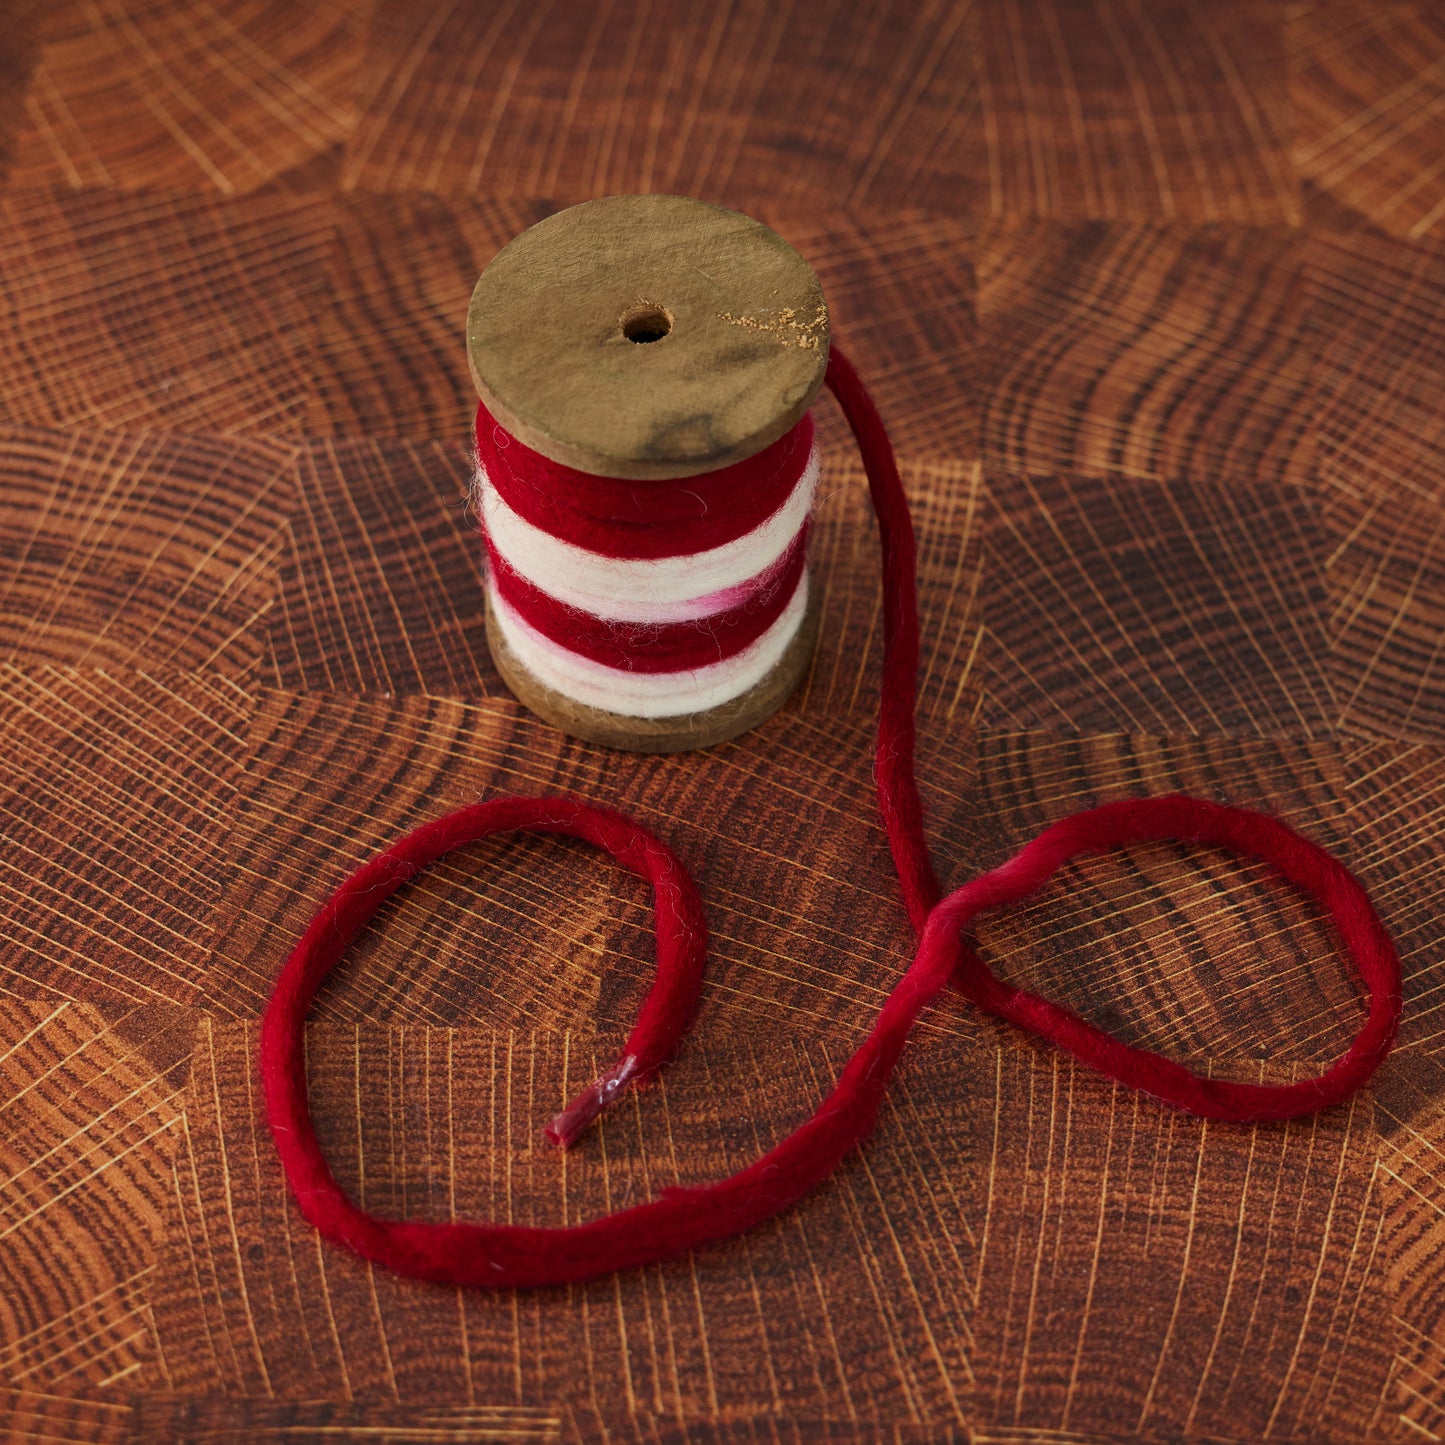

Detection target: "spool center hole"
[622, 304, 672, 344]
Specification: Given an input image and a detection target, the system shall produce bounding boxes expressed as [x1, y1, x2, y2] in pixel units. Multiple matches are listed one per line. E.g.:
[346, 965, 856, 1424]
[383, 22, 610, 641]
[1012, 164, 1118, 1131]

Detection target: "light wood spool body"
[469, 194, 830, 750]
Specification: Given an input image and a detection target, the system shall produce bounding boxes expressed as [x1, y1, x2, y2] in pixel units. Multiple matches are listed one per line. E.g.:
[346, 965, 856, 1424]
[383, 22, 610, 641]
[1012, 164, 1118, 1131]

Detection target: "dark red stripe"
[485, 527, 808, 672]
[476, 400, 813, 560]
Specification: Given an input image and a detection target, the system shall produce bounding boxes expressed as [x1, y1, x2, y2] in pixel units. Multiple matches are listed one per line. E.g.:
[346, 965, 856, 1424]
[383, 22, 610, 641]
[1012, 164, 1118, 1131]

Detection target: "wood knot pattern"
[0, 0, 1442, 1440]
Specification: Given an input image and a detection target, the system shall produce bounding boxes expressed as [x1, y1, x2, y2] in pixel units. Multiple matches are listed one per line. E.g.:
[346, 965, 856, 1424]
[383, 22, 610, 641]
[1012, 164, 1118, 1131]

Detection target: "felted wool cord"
[261, 347, 1403, 1291]
[487, 576, 811, 717]
[476, 398, 815, 557]
[483, 526, 809, 670]
[476, 446, 820, 620]
[475, 394, 817, 716]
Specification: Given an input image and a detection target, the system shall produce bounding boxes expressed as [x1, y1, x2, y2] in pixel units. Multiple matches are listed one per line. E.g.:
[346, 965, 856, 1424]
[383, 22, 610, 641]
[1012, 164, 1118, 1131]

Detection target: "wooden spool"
[468, 194, 830, 752]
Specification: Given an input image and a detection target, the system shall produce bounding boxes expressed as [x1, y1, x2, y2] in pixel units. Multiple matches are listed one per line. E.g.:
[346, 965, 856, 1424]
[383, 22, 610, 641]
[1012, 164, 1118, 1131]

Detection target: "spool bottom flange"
[485, 594, 820, 753]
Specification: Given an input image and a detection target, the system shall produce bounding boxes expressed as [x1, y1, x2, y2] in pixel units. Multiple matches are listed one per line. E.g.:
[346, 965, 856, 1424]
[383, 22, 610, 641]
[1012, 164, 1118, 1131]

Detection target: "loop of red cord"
[260, 347, 1402, 1289]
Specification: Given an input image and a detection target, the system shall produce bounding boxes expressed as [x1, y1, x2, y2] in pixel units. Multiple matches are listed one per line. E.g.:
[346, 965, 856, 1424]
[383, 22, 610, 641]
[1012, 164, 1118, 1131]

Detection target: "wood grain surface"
[0, 2, 1442, 1440]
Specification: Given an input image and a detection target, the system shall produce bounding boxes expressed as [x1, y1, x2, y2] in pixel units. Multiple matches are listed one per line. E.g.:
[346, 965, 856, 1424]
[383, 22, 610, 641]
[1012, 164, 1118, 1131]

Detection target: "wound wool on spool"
[475, 397, 819, 716]
[466, 194, 832, 753]
[260, 341, 1404, 1292]
[489, 581, 812, 717]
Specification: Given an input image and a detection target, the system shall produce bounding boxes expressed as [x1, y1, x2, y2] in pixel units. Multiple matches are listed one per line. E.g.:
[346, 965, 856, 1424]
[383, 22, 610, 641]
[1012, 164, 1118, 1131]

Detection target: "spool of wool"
[260, 196, 1403, 1290]
[468, 194, 828, 750]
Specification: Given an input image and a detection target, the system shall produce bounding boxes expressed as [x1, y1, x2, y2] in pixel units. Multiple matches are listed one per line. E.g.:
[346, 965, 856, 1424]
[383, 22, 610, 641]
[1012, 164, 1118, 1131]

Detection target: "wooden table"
[0, 3, 1440, 1440]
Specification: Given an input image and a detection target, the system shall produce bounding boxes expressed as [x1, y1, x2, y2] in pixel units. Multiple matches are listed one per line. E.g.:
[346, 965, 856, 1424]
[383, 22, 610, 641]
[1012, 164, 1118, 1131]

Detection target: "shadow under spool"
[467, 194, 830, 752]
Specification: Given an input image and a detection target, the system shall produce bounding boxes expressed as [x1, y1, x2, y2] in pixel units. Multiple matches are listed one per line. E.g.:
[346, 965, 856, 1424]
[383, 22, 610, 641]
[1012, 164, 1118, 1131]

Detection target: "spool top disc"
[467, 195, 830, 480]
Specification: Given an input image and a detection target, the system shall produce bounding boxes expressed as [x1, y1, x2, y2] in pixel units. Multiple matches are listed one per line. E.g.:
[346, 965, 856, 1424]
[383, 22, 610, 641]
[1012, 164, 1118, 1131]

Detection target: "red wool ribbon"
[262, 347, 1402, 1290]
[476, 398, 814, 558]
[484, 526, 809, 672]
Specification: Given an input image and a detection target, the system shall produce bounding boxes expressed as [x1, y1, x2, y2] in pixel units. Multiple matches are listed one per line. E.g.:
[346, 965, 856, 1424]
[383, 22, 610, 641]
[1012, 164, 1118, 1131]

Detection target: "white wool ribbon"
[477, 444, 820, 624]
[489, 575, 811, 719]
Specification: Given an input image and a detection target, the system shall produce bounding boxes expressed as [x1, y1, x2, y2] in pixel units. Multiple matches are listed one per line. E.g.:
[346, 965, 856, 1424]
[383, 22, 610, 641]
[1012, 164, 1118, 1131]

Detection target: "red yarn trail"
[261, 348, 1402, 1289]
